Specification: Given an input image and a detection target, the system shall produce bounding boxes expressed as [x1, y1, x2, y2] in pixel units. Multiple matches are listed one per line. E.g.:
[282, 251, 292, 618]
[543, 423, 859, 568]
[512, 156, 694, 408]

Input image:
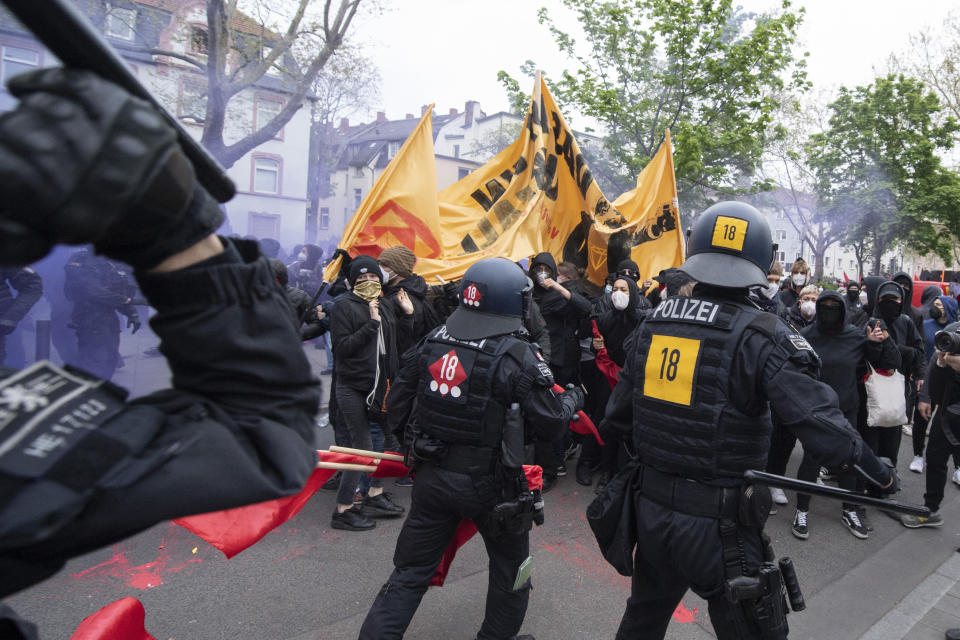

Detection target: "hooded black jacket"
[384, 274, 441, 341]
[530, 252, 592, 377]
[596, 277, 644, 366]
[893, 272, 924, 334]
[920, 284, 943, 319]
[802, 290, 901, 415]
[873, 280, 925, 380]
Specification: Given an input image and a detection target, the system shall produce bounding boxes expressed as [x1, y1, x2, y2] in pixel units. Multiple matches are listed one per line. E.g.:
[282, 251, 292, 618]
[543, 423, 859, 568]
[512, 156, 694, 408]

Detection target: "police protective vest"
[632, 296, 772, 480]
[415, 325, 528, 471]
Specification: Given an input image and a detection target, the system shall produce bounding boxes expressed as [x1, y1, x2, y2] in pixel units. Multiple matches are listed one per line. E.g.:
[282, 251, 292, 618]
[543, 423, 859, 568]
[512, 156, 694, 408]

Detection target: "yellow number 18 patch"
[643, 335, 702, 406]
[711, 215, 748, 251]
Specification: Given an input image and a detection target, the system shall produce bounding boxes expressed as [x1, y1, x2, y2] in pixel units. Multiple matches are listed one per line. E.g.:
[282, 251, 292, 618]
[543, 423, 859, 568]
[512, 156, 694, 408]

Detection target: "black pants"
[334, 382, 382, 506]
[74, 323, 120, 381]
[359, 464, 531, 640]
[924, 418, 960, 512]
[616, 494, 769, 640]
[765, 417, 793, 476]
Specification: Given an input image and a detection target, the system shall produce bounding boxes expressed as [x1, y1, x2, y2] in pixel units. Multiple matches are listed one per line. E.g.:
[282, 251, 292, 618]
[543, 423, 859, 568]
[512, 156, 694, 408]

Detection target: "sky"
[350, 0, 958, 126]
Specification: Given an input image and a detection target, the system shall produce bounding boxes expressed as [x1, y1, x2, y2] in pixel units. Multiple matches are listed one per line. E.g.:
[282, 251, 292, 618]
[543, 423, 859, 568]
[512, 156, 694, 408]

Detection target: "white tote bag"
[864, 362, 908, 427]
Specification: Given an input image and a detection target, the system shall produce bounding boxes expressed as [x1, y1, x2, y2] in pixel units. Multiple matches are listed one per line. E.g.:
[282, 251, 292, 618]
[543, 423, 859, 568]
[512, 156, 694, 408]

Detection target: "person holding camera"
[0, 68, 321, 637]
[358, 258, 584, 640]
[904, 322, 960, 528]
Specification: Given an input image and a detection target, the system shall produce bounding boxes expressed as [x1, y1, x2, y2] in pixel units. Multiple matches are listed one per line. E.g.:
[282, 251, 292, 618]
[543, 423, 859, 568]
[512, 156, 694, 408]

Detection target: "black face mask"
[846, 289, 860, 302]
[930, 306, 943, 320]
[818, 306, 843, 330]
[878, 299, 901, 320]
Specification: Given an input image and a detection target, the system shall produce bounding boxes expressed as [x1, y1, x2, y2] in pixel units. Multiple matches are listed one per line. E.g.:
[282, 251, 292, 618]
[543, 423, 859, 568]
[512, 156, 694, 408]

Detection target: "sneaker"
[362, 492, 405, 518]
[902, 424, 913, 436]
[575, 463, 595, 486]
[819, 467, 836, 482]
[841, 509, 870, 539]
[394, 475, 414, 487]
[564, 442, 581, 461]
[316, 413, 330, 428]
[331, 506, 375, 531]
[770, 487, 788, 505]
[857, 507, 873, 532]
[556, 463, 567, 477]
[769, 504, 778, 516]
[791, 510, 809, 539]
[909, 456, 924, 473]
[901, 512, 943, 528]
[593, 472, 608, 495]
[953, 468, 960, 486]
[320, 471, 341, 491]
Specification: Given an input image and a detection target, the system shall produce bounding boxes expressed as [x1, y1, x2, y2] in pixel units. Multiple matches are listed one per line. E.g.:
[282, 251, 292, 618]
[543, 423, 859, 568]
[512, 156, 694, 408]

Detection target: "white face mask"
[760, 282, 778, 300]
[800, 300, 816, 319]
[859, 291, 868, 305]
[792, 273, 807, 287]
[380, 266, 394, 282]
[611, 290, 630, 310]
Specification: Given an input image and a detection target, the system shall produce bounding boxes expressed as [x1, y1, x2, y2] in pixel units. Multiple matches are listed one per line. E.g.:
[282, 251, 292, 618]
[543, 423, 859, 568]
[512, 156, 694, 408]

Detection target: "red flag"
[842, 271, 850, 284]
[431, 465, 543, 586]
[552, 384, 604, 445]
[175, 451, 410, 558]
[70, 597, 156, 640]
[591, 319, 622, 389]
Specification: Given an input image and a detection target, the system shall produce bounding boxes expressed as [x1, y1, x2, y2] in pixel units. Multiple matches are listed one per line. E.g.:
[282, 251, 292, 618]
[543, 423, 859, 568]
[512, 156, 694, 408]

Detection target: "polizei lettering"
[651, 298, 720, 325]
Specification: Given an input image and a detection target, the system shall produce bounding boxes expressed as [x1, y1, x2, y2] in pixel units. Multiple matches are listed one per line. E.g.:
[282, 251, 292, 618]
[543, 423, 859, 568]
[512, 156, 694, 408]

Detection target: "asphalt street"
[4, 328, 960, 639]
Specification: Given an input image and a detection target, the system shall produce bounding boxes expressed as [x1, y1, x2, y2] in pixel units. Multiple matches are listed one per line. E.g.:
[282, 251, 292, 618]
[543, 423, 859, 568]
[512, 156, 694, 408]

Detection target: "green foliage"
[499, 0, 808, 212]
[805, 74, 960, 273]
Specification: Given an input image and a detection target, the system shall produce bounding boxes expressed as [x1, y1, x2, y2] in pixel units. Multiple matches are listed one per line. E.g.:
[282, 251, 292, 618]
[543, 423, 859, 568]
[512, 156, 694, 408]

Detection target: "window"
[319, 207, 330, 230]
[775, 229, 786, 241]
[252, 156, 280, 194]
[189, 25, 208, 54]
[353, 166, 364, 178]
[1, 45, 40, 110]
[105, 7, 136, 41]
[458, 167, 471, 180]
[388, 141, 400, 158]
[248, 212, 280, 238]
[776, 251, 785, 263]
[354, 188, 363, 208]
[825, 257, 831, 267]
[179, 80, 207, 123]
[254, 95, 282, 132]
[453, 144, 460, 158]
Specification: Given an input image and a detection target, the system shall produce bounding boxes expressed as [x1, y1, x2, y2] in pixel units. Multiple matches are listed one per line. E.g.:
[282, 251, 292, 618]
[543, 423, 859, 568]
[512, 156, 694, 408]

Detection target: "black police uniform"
[0, 268, 42, 364]
[359, 259, 581, 640]
[64, 249, 140, 381]
[602, 202, 895, 640]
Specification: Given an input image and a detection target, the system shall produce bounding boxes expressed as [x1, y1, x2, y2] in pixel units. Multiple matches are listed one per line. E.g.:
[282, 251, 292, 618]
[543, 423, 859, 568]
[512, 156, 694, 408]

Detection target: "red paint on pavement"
[673, 603, 698, 623]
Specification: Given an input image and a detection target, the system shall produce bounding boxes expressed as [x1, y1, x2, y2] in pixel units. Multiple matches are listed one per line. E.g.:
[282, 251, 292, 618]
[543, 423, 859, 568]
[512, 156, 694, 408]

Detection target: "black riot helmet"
[680, 201, 773, 288]
[445, 257, 532, 340]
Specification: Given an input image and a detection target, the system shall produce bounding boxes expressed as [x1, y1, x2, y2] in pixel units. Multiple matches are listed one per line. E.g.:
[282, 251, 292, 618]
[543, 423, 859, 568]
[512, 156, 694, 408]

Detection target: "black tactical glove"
[876, 457, 900, 495]
[0, 68, 223, 270]
[560, 384, 586, 415]
[127, 314, 142, 335]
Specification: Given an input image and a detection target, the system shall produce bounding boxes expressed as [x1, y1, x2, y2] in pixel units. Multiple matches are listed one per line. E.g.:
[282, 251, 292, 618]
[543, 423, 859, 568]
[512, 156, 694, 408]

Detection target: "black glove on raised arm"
[0, 68, 222, 270]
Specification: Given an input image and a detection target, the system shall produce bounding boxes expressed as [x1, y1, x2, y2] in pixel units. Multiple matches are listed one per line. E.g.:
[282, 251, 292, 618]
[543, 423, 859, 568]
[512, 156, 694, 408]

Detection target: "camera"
[934, 329, 960, 355]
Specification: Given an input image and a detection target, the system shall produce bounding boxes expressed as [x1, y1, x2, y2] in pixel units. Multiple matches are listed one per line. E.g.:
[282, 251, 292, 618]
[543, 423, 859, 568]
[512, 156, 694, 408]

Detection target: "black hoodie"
[873, 280, 925, 379]
[530, 251, 592, 378]
[892, 272, 924, 334]
[802, 290, 900, 418]
[596, 277, 643, 366]
[920, 284, 943, 319]
[384, 273, 440, 341]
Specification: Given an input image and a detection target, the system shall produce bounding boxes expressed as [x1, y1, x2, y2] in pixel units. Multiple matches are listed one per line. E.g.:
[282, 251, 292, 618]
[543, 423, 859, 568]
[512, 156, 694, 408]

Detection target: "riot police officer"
[64, 248, 141, 380]
[0, 267, 42, 364]
[602, 202, 899, 639]
[358, 257, 584, 640]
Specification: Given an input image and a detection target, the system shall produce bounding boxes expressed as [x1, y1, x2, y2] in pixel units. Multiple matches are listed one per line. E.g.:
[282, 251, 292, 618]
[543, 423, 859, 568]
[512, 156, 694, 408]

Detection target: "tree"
[805, 74, 960, 275]
[305, 50, 380, 242]
[500, 0, 808, 214]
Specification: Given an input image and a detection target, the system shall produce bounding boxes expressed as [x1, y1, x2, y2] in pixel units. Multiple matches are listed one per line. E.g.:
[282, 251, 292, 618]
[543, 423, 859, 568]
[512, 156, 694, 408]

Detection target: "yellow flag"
[322, 106, 441, 282]
[423, 76, 682, 285]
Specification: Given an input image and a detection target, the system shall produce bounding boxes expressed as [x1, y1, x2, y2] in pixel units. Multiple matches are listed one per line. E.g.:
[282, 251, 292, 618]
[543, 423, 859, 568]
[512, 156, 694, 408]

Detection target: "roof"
[333, 112, 458, 170]
[133, 0, 279, 38]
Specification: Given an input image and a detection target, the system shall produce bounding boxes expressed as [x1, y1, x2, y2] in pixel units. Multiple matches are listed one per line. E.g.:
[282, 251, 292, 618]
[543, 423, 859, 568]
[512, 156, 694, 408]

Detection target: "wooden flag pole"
[327, 446, 405, 462]
[316, 461, 377, 472]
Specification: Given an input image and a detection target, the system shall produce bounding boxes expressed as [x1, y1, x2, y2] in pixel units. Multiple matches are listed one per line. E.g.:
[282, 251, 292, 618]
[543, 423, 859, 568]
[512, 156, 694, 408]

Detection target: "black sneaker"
[331, 506, 375, 531]
[542, 475, 558, 494]
[841, 509, 869, 539]
[320, 471, 341, 491]
[856, 506, 873, 532]
[575, 463, 594, 486]
[363, 492, 405, 517]
[791, 510, 809, 539]
[556, 463, 568, 477]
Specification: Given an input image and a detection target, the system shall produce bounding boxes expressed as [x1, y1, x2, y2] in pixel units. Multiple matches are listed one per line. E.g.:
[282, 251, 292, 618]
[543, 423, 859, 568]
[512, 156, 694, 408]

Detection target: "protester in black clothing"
[268, 258, 311, 321]
[0, 268, 42, 365]
[0, 68, 320, 638]
[289, 243, 324, 294]
[63, 249, 141, 381]
[602, 202, 898, 640]
[919, 284, 943, 319]
[893, 271, 924, 333]
[843, 281, 868, 328]
[779, 257, 810, 310]
[782, 285, 818, 329]
[595, 258, 654, 315]
[359, 258, 584, 640]
[330, 255, 413, 530]
[379, 246, 443, 341]
[792, 290, 900, 539]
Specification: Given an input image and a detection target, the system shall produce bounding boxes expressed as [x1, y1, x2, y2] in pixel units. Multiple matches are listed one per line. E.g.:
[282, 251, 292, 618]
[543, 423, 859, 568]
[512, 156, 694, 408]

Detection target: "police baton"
[743, 470, 930, 517]
[3, 0, 236, 203]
